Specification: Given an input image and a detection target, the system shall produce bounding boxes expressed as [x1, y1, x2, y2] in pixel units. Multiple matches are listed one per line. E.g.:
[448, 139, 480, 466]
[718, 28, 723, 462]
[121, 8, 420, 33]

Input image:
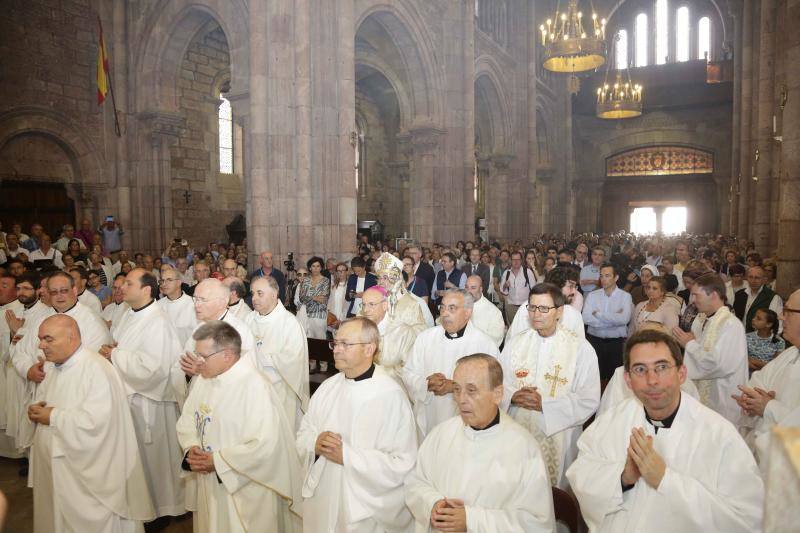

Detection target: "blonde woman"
[628, 276, 679, 336]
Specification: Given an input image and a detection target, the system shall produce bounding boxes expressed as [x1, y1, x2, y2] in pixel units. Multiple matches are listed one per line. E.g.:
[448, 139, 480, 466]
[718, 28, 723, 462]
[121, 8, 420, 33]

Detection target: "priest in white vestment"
[69, 267, 103, 315]
[5, 273, 52, 453]
[567, 329, 763, 533]
[374, 252, 430, 332]
[244, 276, 309, 431]
[734, 289, 800, 459]
[223, 277, 252, 322]
[465, 275, 505, 347]
[402, 290, 500, 437]
[0, 274, 24, 457]
[28, 315, 154, 533]
[102, 274, 131, 331]
[157, 266, 198, 346]
[175, 279, 256, 408]
[177, 321, 303, 532]
[501, 283, 600, 487]
[100, 269, 185, 518]
[673, 273, 748, 425]
[298, 317, 417, 532]
[46, 271, 112, 353]
[361, 286, 425, 387]
[405, 354, 555, 532]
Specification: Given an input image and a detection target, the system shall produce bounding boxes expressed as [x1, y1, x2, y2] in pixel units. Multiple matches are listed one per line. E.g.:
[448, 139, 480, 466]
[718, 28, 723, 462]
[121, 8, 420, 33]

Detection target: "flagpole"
[98, 15, 121, 137]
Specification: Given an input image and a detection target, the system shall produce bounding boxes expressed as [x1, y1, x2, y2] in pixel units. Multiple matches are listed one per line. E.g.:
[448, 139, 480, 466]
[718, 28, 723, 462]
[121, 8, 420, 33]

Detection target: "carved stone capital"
[138, 111, 186, 147]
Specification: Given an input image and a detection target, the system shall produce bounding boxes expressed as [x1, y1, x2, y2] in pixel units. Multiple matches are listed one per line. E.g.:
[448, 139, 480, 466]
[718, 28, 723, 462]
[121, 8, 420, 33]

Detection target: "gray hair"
[252, 275, 279, 293]
[192, 320, 242, 357]
[443, 288, 474, 309]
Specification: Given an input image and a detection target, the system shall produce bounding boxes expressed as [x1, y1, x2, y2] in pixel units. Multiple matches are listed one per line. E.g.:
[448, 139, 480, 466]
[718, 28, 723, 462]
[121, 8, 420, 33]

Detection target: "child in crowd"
[746, 308, 785, 371]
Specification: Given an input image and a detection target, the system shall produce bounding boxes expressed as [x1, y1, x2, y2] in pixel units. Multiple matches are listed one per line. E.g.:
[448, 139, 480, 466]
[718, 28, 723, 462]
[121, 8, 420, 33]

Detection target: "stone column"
[526, 0, 539, 238]
[776, 0, 800, 296]
[729, 7, 742, 234]
[753, 0, 775, 251]
[654, 206, 666, 233]
[407, 126, 445, 246]
[738, 0, 754, 236]
[488, 153, 514, 240]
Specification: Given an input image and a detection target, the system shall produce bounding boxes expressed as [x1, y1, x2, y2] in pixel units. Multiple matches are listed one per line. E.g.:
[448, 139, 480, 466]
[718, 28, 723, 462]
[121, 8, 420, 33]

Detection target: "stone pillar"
[776, 0, 800, 296]
[738, 0, 754, 236]
[753, 0, 775, 251]
[488, 153, 514, 240]
[526, 0, 539, 237]
[654, 206, 666, 233]
[729, 8, 742, 234]
[407, 126, 445, 246]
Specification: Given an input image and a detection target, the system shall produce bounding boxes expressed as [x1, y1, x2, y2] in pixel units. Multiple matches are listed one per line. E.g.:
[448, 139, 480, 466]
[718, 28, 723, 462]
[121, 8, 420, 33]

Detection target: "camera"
[284, 252, 295, 272]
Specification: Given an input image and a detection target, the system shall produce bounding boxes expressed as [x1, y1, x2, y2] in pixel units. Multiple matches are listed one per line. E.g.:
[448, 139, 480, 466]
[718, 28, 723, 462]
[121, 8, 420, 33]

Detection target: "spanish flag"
[96, 20, 109, 105]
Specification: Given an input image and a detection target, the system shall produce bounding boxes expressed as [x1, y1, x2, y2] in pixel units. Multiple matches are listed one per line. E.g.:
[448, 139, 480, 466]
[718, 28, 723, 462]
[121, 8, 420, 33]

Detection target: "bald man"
[29, 315, 154, 533]
[465, 275, 505, 347]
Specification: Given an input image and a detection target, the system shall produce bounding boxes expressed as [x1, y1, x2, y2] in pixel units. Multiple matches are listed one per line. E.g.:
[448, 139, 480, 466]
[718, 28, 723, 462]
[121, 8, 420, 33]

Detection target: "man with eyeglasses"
[736, 289, 800, 466]
[501, 283, 600, 488]
[244, 276, 309, 432]
[45, 271, 111, 353]
[298, 317, 417, 532]
[403, 289, 499, 437]
[177, 321, 303, 532]
[98, 268, 185, 522]
[567, 329, 763, 533]
[156, 266, 197, 346]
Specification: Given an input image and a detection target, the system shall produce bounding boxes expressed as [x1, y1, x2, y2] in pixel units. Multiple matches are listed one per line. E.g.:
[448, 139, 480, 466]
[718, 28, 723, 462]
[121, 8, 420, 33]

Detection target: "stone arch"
[354, 4, 443, 127]
[474, 57, 512, 154]
[133, 0, 248, 113]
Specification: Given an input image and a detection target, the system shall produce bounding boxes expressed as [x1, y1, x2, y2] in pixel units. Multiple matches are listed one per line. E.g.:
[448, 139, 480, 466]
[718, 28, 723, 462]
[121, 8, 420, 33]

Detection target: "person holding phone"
[99, 215, 124, 262]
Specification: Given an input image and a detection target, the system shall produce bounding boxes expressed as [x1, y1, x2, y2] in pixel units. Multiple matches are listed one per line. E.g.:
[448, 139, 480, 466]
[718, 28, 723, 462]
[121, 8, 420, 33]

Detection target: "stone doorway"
[0, 180, 75, 238]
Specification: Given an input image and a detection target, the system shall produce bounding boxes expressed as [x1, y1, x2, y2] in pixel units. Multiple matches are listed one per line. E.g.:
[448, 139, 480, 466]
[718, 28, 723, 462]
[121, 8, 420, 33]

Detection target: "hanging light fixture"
[596, 33, 643, 119]
[539, 0, 607, 73]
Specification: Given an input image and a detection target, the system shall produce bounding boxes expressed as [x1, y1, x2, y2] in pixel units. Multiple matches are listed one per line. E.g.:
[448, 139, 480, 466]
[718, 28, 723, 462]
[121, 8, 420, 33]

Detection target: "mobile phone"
[105, 215, 114, 222]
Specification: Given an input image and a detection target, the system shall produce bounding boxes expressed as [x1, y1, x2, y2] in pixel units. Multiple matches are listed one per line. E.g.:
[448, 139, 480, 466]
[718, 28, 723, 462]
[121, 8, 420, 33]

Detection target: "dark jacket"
[733, 286, 777, 332]
[414, 261, 436, 294]
[345, 273, 377, 316]
[461, 262, 491, 298]
[248, 267, 287, 302]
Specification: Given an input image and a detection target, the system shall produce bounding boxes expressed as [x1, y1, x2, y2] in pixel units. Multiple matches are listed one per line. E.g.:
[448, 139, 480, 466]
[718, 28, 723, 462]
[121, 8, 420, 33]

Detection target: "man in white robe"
[402, 290, 500, 437]
[177, 321, 302, 532]
[100, 268, 185, 518]
[46, 271, 112, 353]
[69, 266, 103, 315]
[734, 288, 800, 459]
[501, 283, 600, 487]
[297, 317, 417, 532]
[244, 276, 309, 432]
[223, 276, 251, 322]
[28, 315, 154, 533]
[405, 354, 555, 532]
[673, 273, 748, 425]
[567, 329, 763, 533]
[102, 273, 130, 332]
[506, 292, 585, 342]
[0, 274, 24, 457]
[361, 286, 424, 386]
[157, 266, 197, 346]
[465, 275, 505, 347]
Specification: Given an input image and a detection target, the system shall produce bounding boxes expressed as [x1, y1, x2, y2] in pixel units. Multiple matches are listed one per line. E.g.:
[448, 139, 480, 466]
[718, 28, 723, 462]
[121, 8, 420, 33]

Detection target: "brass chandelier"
[539, 0, 607, 73]
[596, 33, 643, 119]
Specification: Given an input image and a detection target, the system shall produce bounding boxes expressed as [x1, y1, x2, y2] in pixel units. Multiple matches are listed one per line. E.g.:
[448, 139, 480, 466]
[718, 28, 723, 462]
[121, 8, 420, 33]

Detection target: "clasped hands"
[671, 327, 695, 347]
[4, 310, 25, 335]
[427, 373, 454, 396]
[511, 386, 542, 411]
[99, 342, 118, 361]
[314, 431, 344, 465]
[180, 351, 204, 376]
[430, 498, 466, 532]
[28, 401, 53, 426]
[186, 446, 215, 473]
[621, 427, 665, 490]
[732, 385, 775, 417]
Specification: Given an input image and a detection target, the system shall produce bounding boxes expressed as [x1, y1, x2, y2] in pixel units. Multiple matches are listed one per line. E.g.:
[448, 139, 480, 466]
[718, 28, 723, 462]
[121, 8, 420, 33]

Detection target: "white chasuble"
[112, 301, 185, 517]
[30, 348, 155, 533]
[598, 365, 699, 417]
[685, 306, 748, 425]
[469, 296, 505, 347]
[177, 358, 303, 533]
[567, 395, 764, 533]
[402, 323, 500, 437]
[501, 327, 600, 488]
[78, 289, 103, 315]
[7, 301, 53, 451]
[157, 293, 197, 347]
[506, 302, 585, 344]
[227, 299, 251, 322]
[244, 302, 309, 432]
[297, 366, 417, 532]
[376, 315, 425, 390]
[405, 413, 555, 532]
[0, 299, 23, 457]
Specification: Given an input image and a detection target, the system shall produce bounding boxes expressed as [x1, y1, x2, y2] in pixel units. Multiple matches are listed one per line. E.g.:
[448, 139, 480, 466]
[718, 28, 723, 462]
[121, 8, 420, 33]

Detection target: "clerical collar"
[229, 300, 241, 308]
[59, 302, 78, 314]
[470, 409, 500, 431]
[217, 310, 229, 321]
[132, 299, 155, 313]
[24, 300, 36, 310]
[644, 395, 681, 433]
[445, 324, 467, 339]
[350, 363, 375, 381]
[166, 292, 184, 301]
[77, 290, 86, 297]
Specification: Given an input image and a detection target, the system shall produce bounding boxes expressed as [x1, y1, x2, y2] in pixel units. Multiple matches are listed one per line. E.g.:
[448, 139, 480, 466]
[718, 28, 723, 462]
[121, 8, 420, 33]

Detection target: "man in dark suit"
[461, 248, 490, 298]
[345, 256, 377, 317]
[732, 265, 782, 332]
[406, 245, 434, 294]
[247, 250, 287, 302]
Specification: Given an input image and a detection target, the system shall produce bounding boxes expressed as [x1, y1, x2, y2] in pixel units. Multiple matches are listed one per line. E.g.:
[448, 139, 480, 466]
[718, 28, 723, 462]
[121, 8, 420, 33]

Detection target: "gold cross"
[544, 364, 568, 397]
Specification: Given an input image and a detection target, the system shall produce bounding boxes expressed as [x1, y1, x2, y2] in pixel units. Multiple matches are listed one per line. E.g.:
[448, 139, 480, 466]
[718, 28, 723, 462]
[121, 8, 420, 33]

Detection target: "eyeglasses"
[329, 340, 370, 350]
[628, 362, 677, 378]
[192, 296, 223, 304]
[158, 278, 180, 285]
[193, 349, 226, 360]
[297, 273, 308, 277]
[526, 304, 561, 313]
[48, 288, 73, 296]
[437, 304, 463, 313]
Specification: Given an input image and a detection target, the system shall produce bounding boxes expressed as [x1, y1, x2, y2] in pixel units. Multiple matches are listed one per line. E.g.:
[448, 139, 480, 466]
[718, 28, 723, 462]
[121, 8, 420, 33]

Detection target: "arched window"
[698, 16, 711, 60]
[676, 6, 690, 62]
[615, 29, 629, 69]
[218, 93, 233, 174]
[635, 14, 648, 67]
[656, 0, 669, 64]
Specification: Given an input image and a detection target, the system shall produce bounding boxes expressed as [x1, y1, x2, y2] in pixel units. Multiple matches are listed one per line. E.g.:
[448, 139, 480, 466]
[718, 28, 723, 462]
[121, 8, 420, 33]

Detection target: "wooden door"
[0, 180, 75, 238]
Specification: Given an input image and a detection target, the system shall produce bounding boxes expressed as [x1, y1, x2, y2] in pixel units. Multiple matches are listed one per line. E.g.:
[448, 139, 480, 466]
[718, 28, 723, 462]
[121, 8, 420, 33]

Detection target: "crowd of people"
[0, 217, 797, 532]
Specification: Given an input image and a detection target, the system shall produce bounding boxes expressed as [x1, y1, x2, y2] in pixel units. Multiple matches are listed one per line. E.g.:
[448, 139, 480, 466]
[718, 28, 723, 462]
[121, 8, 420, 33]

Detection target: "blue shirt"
[580, 264, 602, 293]
[582, 287, 634, 338]
[746, 331, 785, 362]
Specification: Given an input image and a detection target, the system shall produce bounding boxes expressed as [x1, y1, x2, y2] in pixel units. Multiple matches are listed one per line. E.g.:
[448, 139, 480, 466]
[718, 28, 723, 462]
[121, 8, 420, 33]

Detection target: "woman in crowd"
[402, 257, 429, 302]
[628, 276, 679, 336]
[327, 262, 350, 330]
[297, 256, 330, 339]
[725, 263, 748, 304]
[65, 238, 87, 264]
[524, 249, 543, 283]
[629, 264, 659, 305]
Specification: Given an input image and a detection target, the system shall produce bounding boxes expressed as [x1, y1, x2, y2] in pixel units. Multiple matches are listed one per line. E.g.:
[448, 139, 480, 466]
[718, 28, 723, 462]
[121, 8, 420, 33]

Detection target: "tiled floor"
[0, 457, 192, 532]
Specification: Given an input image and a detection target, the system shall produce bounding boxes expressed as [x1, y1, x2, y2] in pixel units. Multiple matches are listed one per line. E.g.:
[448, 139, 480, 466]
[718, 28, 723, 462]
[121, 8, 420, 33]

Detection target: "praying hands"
[4, 310, 24, 335]
[627, 428, 665, 489]
[671, 327, 695, 347]
[511, 386, 542, 411]
[180, 351, 203, 376]
[315, 431, 344, 465]
[28, 401, 53, 426]
[732, 385, 775, 417]
[186, 446, 215, 473]
[99, 342, 118, 360]
[430, 498, 466, 532]
[427, 373, 455, 396]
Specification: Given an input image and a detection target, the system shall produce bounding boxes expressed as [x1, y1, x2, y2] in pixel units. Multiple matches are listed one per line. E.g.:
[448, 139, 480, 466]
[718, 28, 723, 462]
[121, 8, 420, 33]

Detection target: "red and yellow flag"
[96, 20, 109, 105]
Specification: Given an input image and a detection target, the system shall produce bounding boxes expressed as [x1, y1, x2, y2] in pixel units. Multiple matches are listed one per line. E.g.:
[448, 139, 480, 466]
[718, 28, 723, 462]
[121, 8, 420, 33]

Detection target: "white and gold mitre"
[375, 252, 404, 279]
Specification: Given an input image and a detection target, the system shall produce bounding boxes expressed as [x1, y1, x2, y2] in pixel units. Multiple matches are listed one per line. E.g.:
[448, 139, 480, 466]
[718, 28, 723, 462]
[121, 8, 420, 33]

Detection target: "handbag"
[327, 310, 338, 327]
